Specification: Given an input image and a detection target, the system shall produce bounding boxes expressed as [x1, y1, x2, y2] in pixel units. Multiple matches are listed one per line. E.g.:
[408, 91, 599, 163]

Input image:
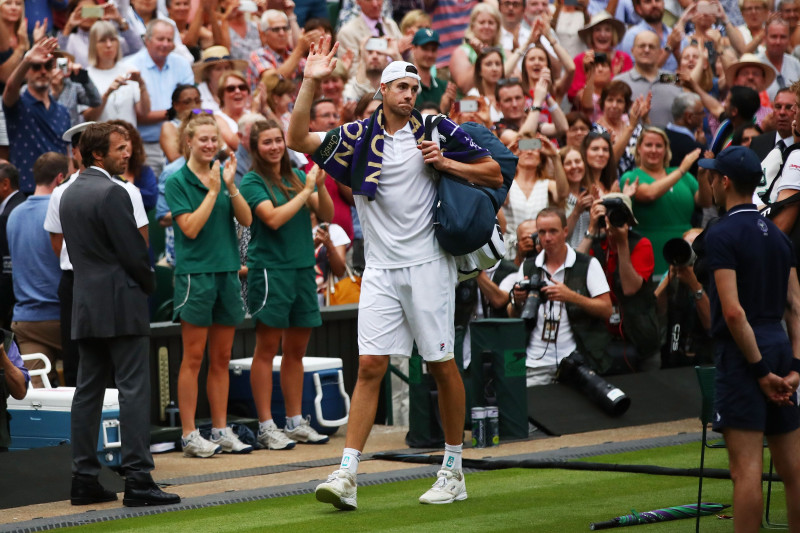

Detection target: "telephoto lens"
[556, 352, 631, 416]
[662, 238, 697, 268]
[519, 272, 548, 329]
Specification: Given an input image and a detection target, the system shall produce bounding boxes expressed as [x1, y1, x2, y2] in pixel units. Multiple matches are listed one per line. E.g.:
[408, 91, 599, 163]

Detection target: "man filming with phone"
[507, 207, 612, 386]
[576, 193, 661, 372]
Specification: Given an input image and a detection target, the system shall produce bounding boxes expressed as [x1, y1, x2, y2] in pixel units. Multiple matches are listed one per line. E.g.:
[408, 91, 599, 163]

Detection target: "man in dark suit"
[666, 92, 706, 178]
[750, 88, 796, 162]
[60, 122, 179, 507]
[0, 164, 24, 330]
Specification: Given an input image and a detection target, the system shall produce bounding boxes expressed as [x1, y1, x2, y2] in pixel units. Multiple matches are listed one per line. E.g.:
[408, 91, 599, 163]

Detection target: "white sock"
[211, 427, 226, 439]
[340, 448, 361, 475]
[443, 443, 462, 471]
[286, 415, 303, 430]
[259, 419, 276, 433]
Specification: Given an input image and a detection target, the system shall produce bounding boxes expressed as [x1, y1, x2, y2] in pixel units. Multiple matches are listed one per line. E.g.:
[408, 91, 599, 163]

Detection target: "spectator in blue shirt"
[7, 152, 68, 387]
[2, 37, 70, 194]
[124, 18, 193, 177]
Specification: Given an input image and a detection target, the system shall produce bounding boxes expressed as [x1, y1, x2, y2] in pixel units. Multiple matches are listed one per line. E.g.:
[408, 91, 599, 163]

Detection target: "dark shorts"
[173, 271, 245, 327]
[713, 324, 800, 436]
[247, 266, 321, 329]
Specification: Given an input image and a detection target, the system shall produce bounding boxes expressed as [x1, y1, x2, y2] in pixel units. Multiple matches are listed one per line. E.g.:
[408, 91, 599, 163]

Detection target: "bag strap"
[424, 114, 446, 144]
[761, 142, 800, 205]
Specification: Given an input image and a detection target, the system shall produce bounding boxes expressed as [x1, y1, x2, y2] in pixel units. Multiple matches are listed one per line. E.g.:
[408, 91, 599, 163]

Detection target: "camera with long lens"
[662, 238, 697, 268]
[516, 271, 548, 330]
[556, 352, 631, 416]
[598, 197, 630, 228]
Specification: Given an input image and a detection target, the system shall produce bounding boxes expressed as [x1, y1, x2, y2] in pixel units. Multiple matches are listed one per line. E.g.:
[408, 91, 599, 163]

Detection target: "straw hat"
[192, 46, 248, 82]
[724, 53, 776, 92]
[578, 12, 626, 48]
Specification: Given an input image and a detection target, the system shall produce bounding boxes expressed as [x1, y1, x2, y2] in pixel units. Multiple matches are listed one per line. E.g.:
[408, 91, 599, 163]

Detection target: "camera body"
[517, 271, 549, 329]
[600, 197, 630, 228]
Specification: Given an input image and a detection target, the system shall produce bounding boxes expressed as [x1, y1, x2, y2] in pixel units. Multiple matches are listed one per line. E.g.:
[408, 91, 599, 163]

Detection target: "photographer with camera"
[655, 228, 714, 367]
[507, 207, 612, 386]
[577, 192, 660, 372]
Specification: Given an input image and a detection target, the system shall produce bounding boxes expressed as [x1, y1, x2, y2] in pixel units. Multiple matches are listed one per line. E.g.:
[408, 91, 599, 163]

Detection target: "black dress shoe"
[71, 476, 118, 506]
[123, 480, 181, 507]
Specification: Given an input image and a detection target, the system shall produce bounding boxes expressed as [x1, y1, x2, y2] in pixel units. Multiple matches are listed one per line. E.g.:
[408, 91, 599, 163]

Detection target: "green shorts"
[247, 266, 322, 329]
[173, 271, 245, 327]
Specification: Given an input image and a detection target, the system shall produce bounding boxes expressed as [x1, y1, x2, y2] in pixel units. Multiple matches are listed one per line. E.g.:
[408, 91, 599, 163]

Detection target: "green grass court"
[64, 443, 787, 532]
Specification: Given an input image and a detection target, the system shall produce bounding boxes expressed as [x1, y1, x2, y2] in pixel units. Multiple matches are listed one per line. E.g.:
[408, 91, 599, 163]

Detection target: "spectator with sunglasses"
[215, 70, 252, 152]
[2, 38, 69, 194]
[248, 10, 321, 88]
[160, 84, 201, 163]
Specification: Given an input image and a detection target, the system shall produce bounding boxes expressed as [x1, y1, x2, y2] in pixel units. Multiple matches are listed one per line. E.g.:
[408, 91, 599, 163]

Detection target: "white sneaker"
[285, 416, 330, 444]
[315, 469, 357, 510]
[182, 430, 222, 458]
[211, 427, 254, 454]
[257, 423, 296, 450]
[419, 469, 467, 504]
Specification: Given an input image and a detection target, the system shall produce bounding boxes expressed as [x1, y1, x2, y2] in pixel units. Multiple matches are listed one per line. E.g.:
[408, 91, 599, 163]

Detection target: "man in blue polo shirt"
[699, 146, 800, 532]
[124, 19, 193, 177]
[2, 38, 69, 195]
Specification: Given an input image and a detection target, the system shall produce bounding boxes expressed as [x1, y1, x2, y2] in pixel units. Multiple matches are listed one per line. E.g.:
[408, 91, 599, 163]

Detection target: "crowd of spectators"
[3, 0, 800, 417]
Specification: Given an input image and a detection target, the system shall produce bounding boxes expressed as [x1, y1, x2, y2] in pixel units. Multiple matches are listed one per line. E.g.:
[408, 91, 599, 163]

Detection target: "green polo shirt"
[240, 169, 315, 269]
[164, 164, 241, 275]
[416, 76, 448, 110]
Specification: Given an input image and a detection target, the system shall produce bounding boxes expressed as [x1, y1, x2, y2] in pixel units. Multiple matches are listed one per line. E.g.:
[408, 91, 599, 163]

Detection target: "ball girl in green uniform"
[240, 120, 334, 449]
[165, 112, 255, 457]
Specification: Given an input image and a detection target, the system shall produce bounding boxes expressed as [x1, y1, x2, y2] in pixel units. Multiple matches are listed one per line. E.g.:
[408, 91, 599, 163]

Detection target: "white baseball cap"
[373, 61, 421, 100]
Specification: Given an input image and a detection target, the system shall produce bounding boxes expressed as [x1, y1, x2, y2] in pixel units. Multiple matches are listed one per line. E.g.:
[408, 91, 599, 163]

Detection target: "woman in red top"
[567, 12, 632, 104]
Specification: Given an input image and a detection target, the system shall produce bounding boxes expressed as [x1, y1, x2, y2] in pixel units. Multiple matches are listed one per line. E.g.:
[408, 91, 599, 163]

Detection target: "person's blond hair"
[88, 21, 122, 67]
[634, 126, 673, 169]
[400, 9, 431, 34]
[464, 3, 502, 47]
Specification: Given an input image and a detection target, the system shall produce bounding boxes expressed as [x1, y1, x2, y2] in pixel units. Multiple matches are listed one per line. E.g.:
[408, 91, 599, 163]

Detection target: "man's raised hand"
[304, 35, 339, 81]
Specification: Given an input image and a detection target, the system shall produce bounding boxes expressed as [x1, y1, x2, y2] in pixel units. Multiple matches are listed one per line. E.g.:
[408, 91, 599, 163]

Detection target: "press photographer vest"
[590, 231, 660, 359]
[523, 251, 612, 373]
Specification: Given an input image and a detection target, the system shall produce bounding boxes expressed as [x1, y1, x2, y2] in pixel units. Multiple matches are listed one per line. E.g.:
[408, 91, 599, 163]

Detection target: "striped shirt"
[432, 0, 476, 69]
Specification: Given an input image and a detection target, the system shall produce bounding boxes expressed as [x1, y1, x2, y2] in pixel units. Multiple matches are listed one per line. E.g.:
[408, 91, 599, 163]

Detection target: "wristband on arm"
[749, 358, 771, 379]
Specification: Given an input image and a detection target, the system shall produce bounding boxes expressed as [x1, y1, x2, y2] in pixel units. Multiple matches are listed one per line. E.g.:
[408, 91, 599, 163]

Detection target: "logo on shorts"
[440, 343, 445, 352]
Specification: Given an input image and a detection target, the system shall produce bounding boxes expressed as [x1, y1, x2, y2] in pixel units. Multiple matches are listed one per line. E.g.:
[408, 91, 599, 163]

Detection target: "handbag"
[326, 266, 361, 306]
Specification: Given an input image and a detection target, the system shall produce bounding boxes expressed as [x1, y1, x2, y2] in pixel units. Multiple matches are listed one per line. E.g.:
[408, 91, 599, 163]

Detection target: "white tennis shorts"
[358, 255, 457, 362]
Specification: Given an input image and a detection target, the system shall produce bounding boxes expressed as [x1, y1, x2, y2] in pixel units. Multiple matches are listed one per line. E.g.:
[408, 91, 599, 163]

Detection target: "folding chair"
[695, 365, 787, 531]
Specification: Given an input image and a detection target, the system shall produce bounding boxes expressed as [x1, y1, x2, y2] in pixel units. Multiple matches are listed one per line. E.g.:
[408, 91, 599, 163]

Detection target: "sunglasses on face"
[30, 60, 55, 72]
[497, 77, 520, 87]
[267, 25, 290, 33]
[224, 83, 249, 94]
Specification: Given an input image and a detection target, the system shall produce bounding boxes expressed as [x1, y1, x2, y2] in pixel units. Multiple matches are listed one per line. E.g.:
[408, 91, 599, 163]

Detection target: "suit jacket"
[666, 128, 704, 177]
[750, 131, 779, 162]
[60, 167, 153, 339]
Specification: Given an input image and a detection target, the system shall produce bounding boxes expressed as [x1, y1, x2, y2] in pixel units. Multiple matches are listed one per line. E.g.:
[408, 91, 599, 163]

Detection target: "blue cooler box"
[7, 387, 122, 468]
[229, 356, 350, 435]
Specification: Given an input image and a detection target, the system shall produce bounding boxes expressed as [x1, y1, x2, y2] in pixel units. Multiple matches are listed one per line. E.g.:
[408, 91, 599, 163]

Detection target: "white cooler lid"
[7, 387, 120, 411]
[229, 356, 343, 373]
